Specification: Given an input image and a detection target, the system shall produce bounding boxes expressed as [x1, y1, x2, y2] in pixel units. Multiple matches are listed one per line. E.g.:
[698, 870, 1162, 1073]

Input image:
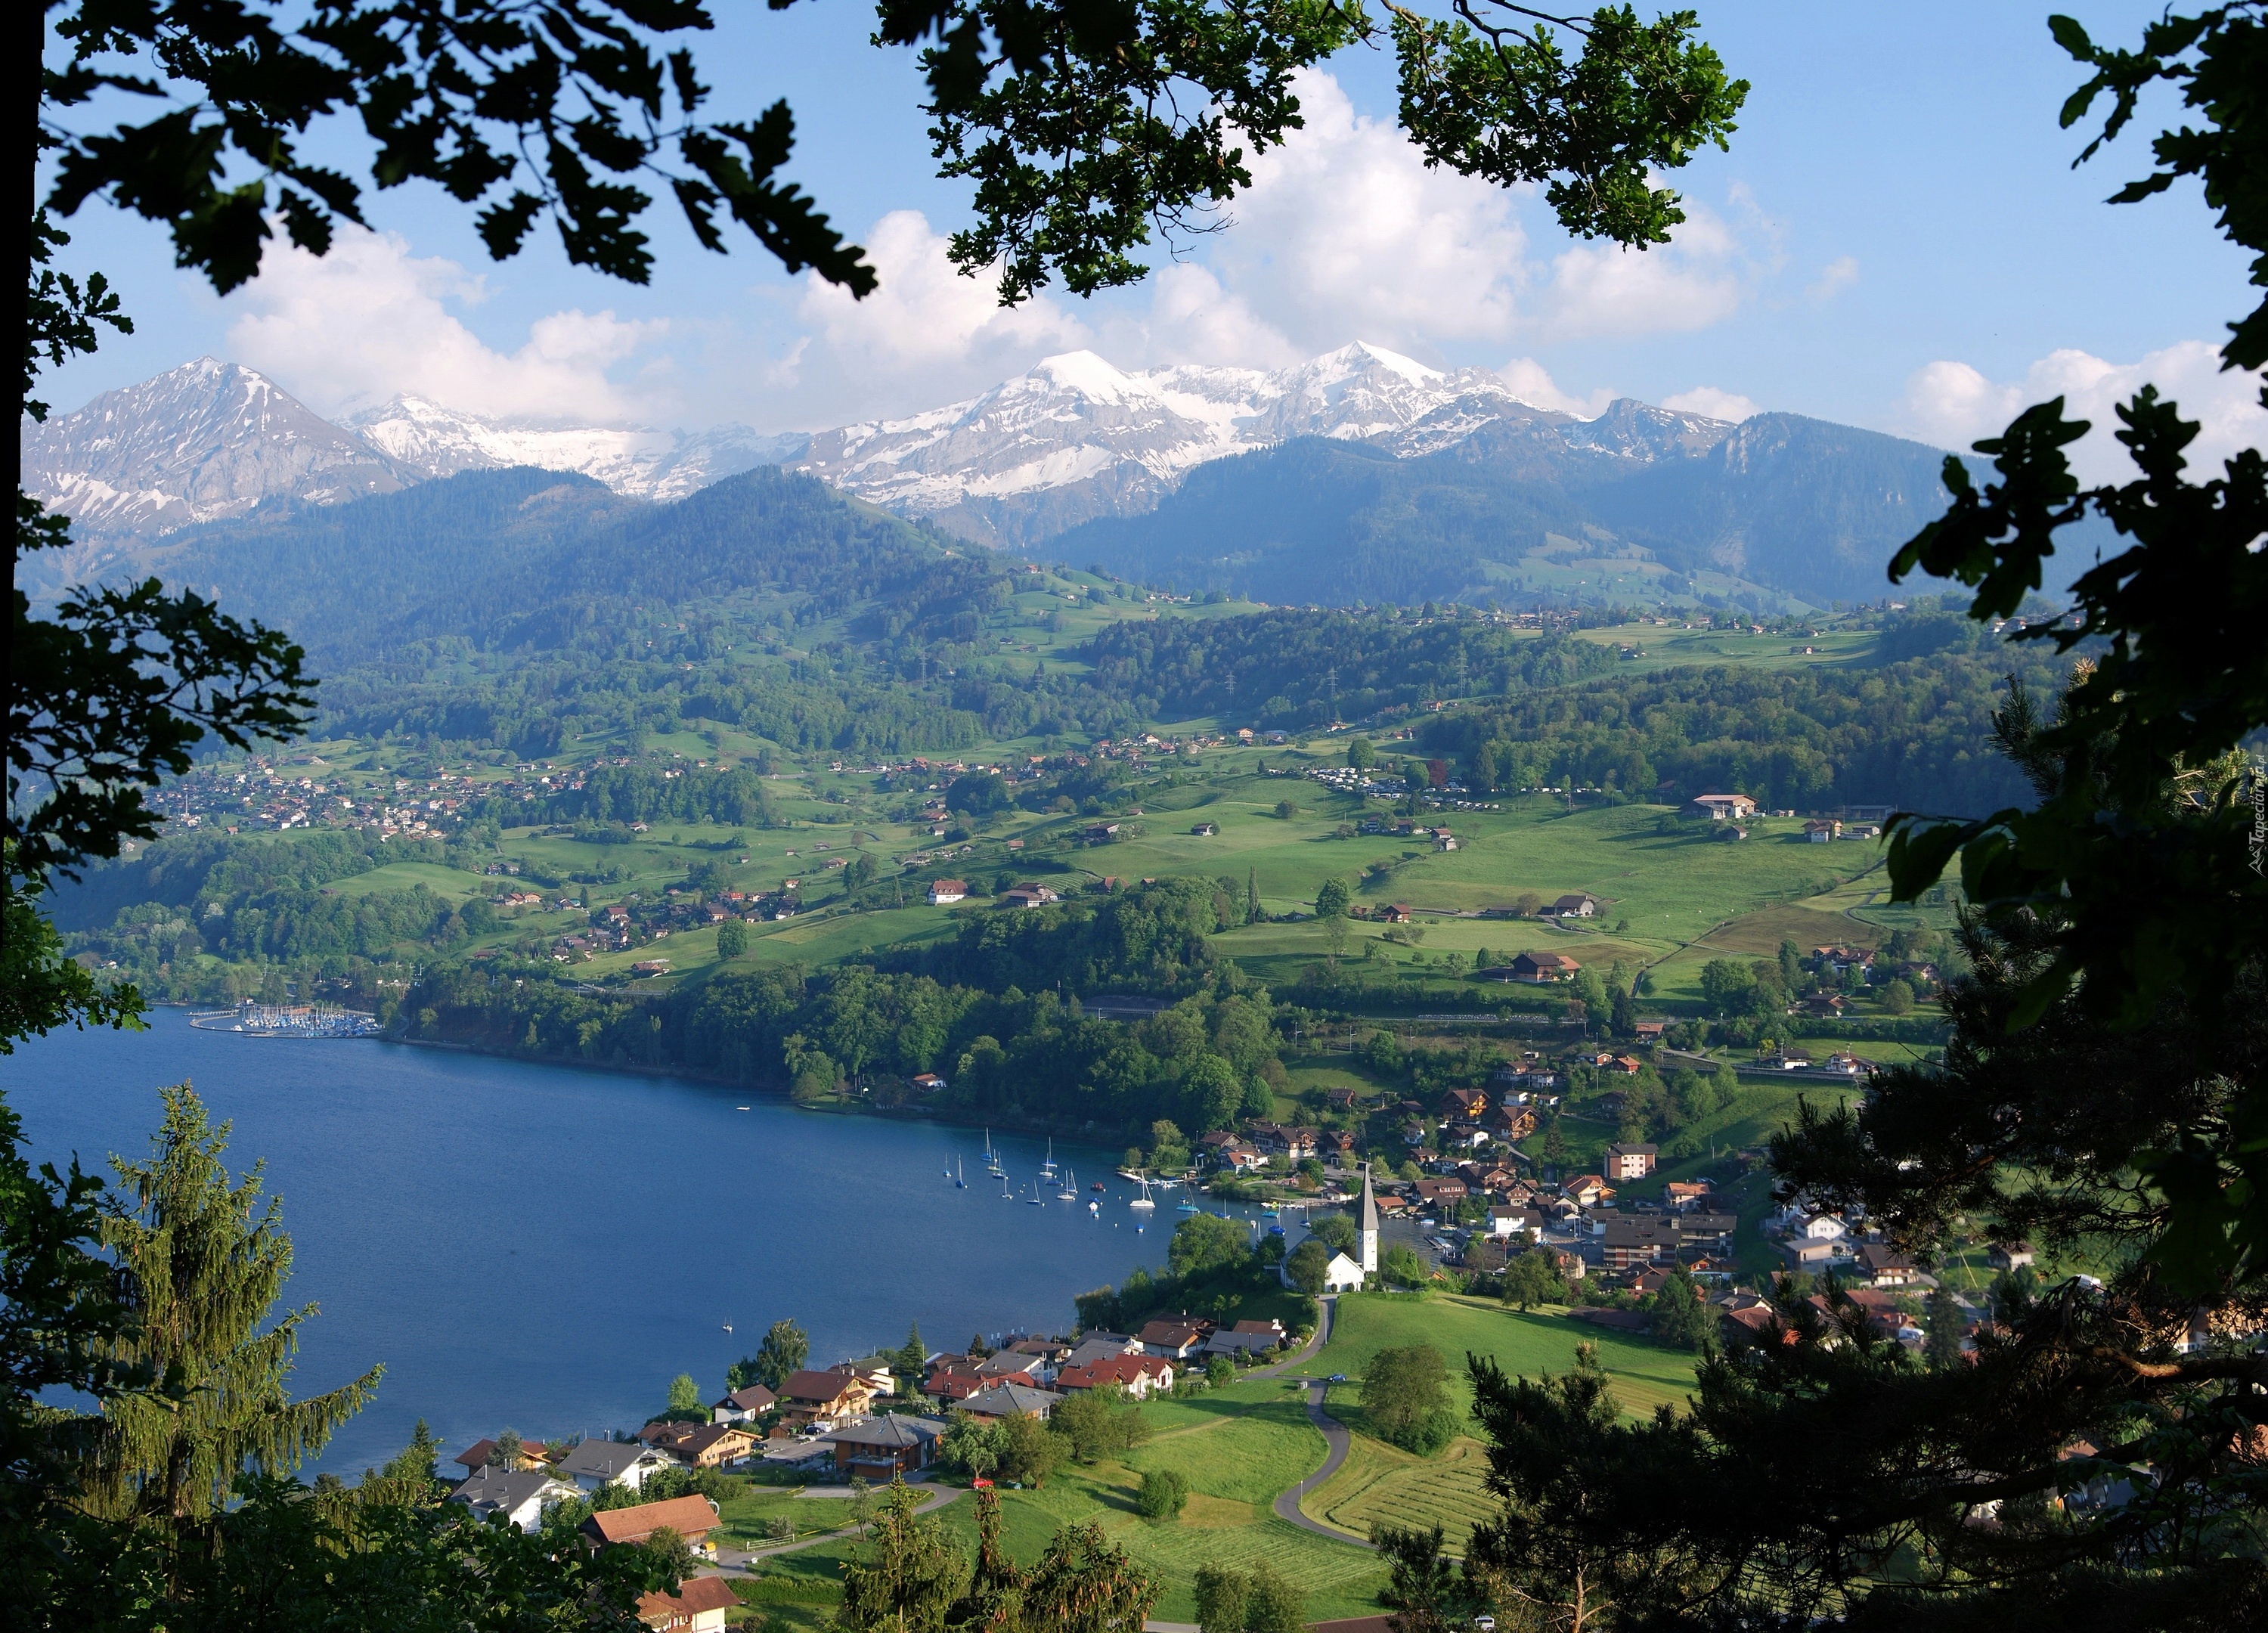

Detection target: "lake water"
[2, 1010, 1177, 1478]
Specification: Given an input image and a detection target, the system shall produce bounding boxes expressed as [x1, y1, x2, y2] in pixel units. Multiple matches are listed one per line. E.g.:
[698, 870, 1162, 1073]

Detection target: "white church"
[1302, 1163, 1379, 1294]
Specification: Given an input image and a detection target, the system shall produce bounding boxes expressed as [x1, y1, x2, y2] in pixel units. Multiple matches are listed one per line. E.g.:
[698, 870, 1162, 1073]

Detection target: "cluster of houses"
[438, 1315, 1300, 1579]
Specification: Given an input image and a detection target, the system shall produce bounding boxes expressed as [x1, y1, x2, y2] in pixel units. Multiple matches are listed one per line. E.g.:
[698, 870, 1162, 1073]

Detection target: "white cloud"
[224, 227, 666, 423]
[1901, 340, 2267, 483]
[1114, 264, 1302, 370]
[1497, 358, 1616, 417]
[1204, 70, 1533, 355]
[1807, 255, 1861, 302]
[1662, 386, 1761, 421]
[1534, 184, 1776, 341]
[795, 209, 1087, 374]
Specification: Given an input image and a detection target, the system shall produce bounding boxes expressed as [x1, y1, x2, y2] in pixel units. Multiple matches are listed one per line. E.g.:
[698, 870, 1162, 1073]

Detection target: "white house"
[1319, 1251, 1368, 1293]
[449, 1467, 578, 1532]
[927, 878, 968, 905]
[554, 1438, 671, 1493]
[1799, 1213, 1848, 1241]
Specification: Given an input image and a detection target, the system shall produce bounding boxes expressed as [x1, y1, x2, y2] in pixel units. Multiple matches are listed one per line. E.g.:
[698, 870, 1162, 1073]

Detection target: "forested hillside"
[1051, 414, 1978, 608]
[1424, 644, 2066, 814]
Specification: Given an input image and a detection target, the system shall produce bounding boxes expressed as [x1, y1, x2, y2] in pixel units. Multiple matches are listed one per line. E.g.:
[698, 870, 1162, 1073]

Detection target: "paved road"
[1260, 1297, 1375, 1549]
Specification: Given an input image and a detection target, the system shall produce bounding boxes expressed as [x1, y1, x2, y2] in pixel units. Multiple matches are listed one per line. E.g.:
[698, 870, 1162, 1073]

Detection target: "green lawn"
[322, 861, 489, 900]
[1314, 1292, 1699, 1420]
[734, 1378, 1393, 1622]
[1301, 1431, 1496, 1548]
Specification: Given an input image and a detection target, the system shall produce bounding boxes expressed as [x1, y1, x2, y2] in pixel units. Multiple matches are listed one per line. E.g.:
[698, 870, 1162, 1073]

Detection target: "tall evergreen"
[82, 1085, 381, 1526]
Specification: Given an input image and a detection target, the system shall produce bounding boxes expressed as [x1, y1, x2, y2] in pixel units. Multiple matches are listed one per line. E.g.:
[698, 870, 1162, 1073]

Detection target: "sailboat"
[984, 1129, 1003, 1176]
[1024, 1182, 1046, 1206]
[999, 1173, 1014, 1200]
[953, 1155, 968, 1189]
[1129, 1176, 1156, 1211]
[1040, 1139, 1057, 1177]
[1057, 1167, 1079, 1201]
[1176, 1192, 1201, 1213]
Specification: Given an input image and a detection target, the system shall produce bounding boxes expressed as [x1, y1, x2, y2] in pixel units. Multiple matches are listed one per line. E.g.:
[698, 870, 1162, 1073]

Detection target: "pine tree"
[491, 1426, 523, 1467]
[1246, 868, 1260, 926]
[949, 1486, 1023, 1633]
[1922, 1282, 1965, 1372]
[897, 1322, 928, 1393]
[83, 1085, 381, 1526]
[837, 1483, 967, 1633]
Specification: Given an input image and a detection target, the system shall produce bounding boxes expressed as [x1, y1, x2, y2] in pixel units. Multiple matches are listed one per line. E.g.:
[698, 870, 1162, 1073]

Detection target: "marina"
[187, 1002, 382, 1037]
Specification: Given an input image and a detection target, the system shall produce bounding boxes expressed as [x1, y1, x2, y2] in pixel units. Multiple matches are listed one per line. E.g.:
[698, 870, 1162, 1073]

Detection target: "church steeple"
[1358, 1162, 1379, 1274]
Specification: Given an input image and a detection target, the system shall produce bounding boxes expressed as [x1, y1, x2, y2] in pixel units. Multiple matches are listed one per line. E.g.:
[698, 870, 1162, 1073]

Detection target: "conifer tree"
[837, 1482, 967, 1633]
[948, 1486, 1024, 1633]
[82, 1084, 380, 1529]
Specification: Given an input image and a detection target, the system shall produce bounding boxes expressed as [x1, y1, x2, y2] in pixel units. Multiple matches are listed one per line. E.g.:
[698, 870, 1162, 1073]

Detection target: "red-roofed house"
[635, 1576, 739, 1633]
[1053, 1355, 1176, 1398]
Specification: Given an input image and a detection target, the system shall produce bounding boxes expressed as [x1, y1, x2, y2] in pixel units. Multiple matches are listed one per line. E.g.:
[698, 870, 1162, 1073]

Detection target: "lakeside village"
[435, 1126, 2022, 1631]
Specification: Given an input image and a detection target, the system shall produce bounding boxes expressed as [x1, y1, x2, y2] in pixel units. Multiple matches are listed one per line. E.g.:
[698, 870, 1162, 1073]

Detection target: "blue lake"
[2, 1010, 1185, 1477]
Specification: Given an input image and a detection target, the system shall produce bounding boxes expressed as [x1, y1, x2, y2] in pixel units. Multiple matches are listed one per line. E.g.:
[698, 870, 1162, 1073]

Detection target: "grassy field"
[1302, 1432, 1497, 1547]
[739, 1377, 1390, 1623]
[1315, 1292, 1699, 1420]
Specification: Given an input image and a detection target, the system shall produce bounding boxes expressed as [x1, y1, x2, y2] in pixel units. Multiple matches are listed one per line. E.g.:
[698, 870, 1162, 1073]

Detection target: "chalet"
[1431, 827, 1459, 851]
[1599, 1214, 1681, 1270]
[1603, 1142, 1658, 1181]
[1686, 793, 1758, 821]
[711, 1385, 776, 1424]
[927, 879, 968, 904]
[1083, 823, 1121, 841]
[823, 1415, 947, 1478]
[1328, 1129, 1359, 1157]
[1489, 1105, 1539, 1142]
[999, 882, 1061, 908]
[1988, 1241, 2036, 1272]
[1800, 993, 1848, 1017]
[1378, 903, 1414, 924]
[910, 1072, 948, 1093]
[1053, 1355, 1176, 1398]
[634, 1577, 739, 1633]
[1413, 1176, 1469, 1208]
[1191, 822, 1218, 836]
[1439, 1087, 1489, 1120]
[555, 1439, 672, 1494]
[666, 1424, 755, 1470]
[1632, 1020, 1667, 1042]
[1804, 819, 1842, 843]
[1138, 1319, 1213, 1359]
[1552, 893, 1600, 918]
[954, 1380, 1065, 1421]
[1563, 1173, 1615, 1207]
[776, 1369, 875, 1430]
[1664, 1181, 1712, 1211]
[581, 1495, 722, 1555]
[450, 1467, 577, 1532]
[1510, 950, 1582, 984]
[1797, 1213, 1848, 1242]
[1856, 1242, 1919, 1287]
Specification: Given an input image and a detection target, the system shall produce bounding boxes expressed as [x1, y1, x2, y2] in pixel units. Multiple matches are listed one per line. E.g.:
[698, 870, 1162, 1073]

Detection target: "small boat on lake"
[1040, 1139, 1057, 1177]
[1024, 1183, 1046, 1206]
[1176, 1197, 1201, 1213]
[953, 1156, 968, 1189]
[1091, 1180, 1106, 1191]
[1129, 1176, 1156, 1211]
[1056, 1168, 1079, 1201]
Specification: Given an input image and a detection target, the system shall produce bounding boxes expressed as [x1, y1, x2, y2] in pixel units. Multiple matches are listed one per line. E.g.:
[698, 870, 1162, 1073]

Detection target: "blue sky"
[36, 2, 2267, 475]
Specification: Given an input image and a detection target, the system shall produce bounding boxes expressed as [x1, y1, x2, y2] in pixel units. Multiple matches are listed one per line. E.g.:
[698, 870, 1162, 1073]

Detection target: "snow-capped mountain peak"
[21, 358, 414, 539]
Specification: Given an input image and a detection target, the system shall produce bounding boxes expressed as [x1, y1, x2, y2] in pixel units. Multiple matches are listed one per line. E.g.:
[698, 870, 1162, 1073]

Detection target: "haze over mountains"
[22, 342, 1976, 608]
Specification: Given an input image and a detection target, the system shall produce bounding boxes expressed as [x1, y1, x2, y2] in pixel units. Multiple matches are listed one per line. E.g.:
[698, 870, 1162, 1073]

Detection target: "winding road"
[1262, 1297, 1375, 1549]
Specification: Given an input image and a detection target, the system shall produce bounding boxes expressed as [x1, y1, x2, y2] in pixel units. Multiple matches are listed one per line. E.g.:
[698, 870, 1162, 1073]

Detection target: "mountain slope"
[1050, 408, 1965, 608]
[139, 464, 972, 668]
[21, 358, 414, 538]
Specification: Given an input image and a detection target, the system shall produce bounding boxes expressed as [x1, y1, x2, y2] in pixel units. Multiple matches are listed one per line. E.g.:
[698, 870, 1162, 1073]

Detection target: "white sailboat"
[1056, 1167, 1079, 1201]
[954, 1155, 968, 1189]
[1129, 1176, 1156, 1211]
[1040, 1139, 1057, 1177]
[984, 1129, 1003, 1176]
